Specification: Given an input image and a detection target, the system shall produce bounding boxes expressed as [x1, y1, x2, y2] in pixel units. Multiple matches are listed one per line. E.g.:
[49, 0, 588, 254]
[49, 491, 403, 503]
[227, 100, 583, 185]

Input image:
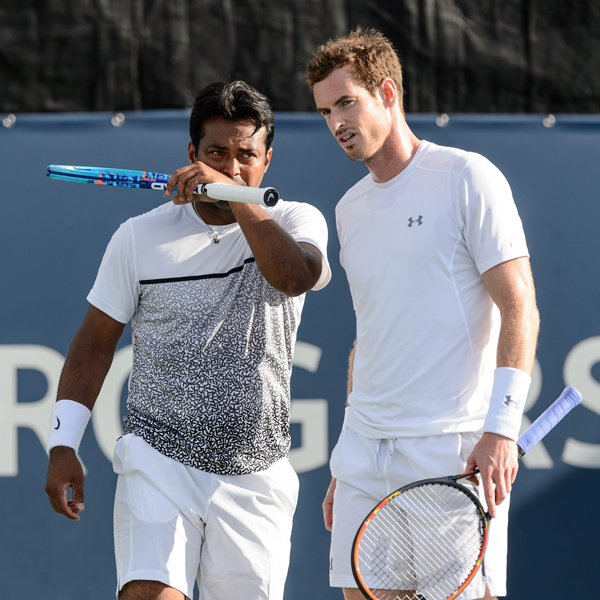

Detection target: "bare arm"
[229, 201, 324, 297]
[165, 161, 324, 297]
[467, 257, 540, 517]
[45, 305, 125, 520]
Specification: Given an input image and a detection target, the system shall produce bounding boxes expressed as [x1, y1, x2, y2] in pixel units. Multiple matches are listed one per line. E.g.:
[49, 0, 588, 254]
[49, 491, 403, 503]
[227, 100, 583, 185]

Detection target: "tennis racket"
[351, 385, 583, 600]
[46, 165, 279, 207]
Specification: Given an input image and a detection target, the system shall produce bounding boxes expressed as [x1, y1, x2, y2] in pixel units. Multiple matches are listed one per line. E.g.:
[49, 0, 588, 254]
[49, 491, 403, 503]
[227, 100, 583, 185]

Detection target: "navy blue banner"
[1, 111, 599, 599]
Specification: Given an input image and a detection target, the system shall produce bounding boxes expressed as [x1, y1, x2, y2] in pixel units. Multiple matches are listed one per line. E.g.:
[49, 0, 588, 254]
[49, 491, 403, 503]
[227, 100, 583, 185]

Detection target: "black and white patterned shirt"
[88, 200, 330, 474]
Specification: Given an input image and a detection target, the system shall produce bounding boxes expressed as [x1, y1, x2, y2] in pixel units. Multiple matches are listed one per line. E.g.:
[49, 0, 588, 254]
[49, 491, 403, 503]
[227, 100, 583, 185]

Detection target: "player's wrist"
[483, 367, 531, 441]
[46, 400, 92, 454]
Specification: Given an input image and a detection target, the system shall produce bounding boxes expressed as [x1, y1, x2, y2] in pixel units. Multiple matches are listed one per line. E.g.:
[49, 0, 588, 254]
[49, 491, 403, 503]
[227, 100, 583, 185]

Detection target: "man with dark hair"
[45, 80, 331, 600]
[307, 29, 539, 600]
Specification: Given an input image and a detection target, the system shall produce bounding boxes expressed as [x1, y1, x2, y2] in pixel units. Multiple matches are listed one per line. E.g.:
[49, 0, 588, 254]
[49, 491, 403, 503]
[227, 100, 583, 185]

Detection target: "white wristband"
[46, 400, 92, 454]
[483, 367, 531, 441]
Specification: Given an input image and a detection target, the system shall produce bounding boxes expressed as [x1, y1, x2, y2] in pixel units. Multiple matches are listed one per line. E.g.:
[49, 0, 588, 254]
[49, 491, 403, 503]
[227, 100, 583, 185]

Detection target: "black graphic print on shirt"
[123, 259, 297, 475]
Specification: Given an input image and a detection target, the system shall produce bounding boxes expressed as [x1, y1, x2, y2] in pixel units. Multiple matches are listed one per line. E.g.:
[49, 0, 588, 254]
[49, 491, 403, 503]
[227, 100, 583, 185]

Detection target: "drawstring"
[374, 440, 382, 473]
[374, 439, 397, 472]
[388, 439, 396, 467]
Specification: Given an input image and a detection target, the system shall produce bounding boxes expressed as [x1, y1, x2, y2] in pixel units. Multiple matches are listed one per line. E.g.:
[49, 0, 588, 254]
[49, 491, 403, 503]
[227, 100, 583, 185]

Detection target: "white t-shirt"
[88, 199, 330, 474]
[337, 140, 529, 439]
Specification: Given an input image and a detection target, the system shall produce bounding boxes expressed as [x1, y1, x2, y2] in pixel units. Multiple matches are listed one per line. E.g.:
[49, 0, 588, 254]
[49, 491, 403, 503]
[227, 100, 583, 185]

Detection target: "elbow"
[280, 274, 316, 297]
[279, 257, 322, 297]
[278, 264, 322, 297]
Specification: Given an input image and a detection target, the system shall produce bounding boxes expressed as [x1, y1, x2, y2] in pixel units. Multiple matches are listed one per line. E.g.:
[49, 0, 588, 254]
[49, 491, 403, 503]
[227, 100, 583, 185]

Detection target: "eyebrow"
[206, 143, 258, 152]
[317, 94, 355, 113]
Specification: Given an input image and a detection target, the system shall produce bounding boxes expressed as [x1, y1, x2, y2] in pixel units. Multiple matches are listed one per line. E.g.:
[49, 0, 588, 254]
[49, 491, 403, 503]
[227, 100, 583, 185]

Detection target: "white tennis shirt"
[88, 199, 330, 474]
[337, 140, 529, 439]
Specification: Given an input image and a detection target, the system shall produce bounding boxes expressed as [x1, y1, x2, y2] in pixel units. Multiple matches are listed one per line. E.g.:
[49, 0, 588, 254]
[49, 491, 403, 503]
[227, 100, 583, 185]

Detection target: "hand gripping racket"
[46, 165, 279, 207]
[351, 386, 583, 600]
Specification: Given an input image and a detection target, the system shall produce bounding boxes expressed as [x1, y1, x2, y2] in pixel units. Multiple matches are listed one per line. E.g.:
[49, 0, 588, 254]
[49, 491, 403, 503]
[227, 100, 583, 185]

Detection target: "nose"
[329, 111, 345, 135]
[221, 156, 241, 179]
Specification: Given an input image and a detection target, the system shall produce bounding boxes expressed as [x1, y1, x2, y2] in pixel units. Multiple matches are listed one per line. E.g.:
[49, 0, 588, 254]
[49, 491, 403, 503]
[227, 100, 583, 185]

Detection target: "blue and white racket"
[46, 165, 279, 207]
[351, 386, 583, 600]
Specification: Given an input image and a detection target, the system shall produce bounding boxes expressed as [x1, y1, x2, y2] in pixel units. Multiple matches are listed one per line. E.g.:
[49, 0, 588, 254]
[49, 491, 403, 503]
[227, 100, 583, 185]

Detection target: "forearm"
[57, 336, 116, 410]
[230, 202, 322, 296]
[56, 306, 125, 410]
[481, 257, 540, 376]
[496, 300, 540, 375]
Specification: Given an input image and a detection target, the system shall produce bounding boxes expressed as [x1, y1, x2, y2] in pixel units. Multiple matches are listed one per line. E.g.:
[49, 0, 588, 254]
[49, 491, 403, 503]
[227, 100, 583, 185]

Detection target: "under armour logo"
[504, 395, 520, 409]
[408, 216, 423, 227]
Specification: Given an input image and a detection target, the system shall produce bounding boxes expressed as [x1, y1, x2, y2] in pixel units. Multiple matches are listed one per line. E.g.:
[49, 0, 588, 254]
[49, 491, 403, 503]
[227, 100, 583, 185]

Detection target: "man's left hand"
[465, 432, 518, 518]
[165, 161, 238, 205]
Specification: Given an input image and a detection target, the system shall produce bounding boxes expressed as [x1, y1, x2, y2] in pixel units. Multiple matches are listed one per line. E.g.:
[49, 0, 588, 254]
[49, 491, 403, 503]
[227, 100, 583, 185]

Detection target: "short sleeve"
[272, 201, 331, 290]
[459, 154, 529, 275]
[86, 221, 140, 323]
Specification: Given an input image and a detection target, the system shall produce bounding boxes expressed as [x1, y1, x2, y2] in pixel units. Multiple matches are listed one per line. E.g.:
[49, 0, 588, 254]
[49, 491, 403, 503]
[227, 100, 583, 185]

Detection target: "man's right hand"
[323, 477, 337, 531]
[45, 446, 85, 521]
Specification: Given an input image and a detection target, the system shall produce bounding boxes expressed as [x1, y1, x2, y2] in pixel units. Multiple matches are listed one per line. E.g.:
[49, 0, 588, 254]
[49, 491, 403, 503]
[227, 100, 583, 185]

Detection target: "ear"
[188, 140, 197, 164]
[379, 78, 397, 108]
[263, 147, 273, 172]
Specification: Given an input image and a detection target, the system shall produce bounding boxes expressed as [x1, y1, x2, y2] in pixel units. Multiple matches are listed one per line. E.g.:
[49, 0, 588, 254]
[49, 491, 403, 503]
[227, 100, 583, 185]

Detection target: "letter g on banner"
[91, 342, 329, 474]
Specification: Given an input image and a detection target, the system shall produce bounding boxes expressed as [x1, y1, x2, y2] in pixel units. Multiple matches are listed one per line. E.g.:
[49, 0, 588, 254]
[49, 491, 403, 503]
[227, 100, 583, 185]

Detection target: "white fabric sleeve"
[274, 201, 331, 290]
[87, 220, 140, 323]
[460, 154, 529, 275]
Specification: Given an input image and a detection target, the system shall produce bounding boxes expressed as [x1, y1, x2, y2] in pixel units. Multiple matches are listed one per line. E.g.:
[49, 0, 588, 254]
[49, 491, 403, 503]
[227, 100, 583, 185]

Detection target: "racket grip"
[517, 386, 583, 456]
[199, 182, 279, 207]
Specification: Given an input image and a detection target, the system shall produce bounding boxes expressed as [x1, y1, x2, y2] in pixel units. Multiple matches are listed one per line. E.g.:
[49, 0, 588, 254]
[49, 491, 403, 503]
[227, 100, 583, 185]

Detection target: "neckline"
[189, 202, 239, 230]
[370, 140, 429, 189]
[187, 203, 240, 244]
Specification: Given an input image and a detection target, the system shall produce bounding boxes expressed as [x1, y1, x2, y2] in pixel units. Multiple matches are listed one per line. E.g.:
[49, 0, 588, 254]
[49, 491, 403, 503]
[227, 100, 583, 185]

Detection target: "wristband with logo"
[46, 400, 92, 454]
[483, 367, 531, 440]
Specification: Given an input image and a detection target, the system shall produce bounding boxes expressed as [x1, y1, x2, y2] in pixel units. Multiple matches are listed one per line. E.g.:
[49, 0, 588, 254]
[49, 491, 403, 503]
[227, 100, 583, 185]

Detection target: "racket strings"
[356, 483, 484, 600]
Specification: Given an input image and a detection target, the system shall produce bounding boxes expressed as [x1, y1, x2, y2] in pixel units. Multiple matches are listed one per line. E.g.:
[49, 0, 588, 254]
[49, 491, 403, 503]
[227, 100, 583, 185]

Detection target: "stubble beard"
[214, 174, 248, 210]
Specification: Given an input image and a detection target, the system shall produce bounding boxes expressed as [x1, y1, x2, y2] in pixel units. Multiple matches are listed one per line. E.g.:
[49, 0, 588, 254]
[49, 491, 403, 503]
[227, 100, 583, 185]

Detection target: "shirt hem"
[478, 249, 529, 276]
[343, 406, 486, 439]
[87, 293, 131, 324]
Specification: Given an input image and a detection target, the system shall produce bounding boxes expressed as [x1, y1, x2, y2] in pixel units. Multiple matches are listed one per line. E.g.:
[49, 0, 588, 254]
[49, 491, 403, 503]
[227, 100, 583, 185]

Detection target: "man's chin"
[215, 201, 232, 210]
[344, 146, 367, 162]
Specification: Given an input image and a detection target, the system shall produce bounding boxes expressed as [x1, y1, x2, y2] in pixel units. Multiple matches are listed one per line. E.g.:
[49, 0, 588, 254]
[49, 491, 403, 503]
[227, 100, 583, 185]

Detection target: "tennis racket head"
[352, 477, 488, 600]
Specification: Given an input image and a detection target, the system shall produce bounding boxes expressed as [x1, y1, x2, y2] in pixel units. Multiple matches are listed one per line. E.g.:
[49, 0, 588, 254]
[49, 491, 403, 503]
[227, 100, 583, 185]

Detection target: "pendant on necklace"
[213, 237, 220, 244]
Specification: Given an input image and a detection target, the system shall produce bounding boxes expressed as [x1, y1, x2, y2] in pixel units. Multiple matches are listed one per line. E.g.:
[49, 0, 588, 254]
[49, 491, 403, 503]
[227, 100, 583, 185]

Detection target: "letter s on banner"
[519, 358, 554, 469]
[563, 336, 600, 468]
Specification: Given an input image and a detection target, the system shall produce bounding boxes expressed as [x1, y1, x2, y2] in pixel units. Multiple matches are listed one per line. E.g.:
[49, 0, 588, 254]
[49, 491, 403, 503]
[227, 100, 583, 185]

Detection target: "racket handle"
[199, 182, 279, 207]
[517, 386, 583, 457]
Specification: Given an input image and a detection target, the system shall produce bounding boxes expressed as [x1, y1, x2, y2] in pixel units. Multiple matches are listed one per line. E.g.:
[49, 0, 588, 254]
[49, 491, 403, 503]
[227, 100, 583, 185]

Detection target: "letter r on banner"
[0, 345, 65, 476]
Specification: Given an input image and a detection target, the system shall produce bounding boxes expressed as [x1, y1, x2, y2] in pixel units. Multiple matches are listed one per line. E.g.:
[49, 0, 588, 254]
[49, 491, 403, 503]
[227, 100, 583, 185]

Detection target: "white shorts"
[329, 425, 509, 599]
[112, 433, 299, 600]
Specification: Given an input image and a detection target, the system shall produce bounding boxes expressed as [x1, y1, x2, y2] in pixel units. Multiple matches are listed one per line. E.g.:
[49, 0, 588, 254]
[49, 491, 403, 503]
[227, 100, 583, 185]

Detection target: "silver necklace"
[193, 203, 238, 244]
